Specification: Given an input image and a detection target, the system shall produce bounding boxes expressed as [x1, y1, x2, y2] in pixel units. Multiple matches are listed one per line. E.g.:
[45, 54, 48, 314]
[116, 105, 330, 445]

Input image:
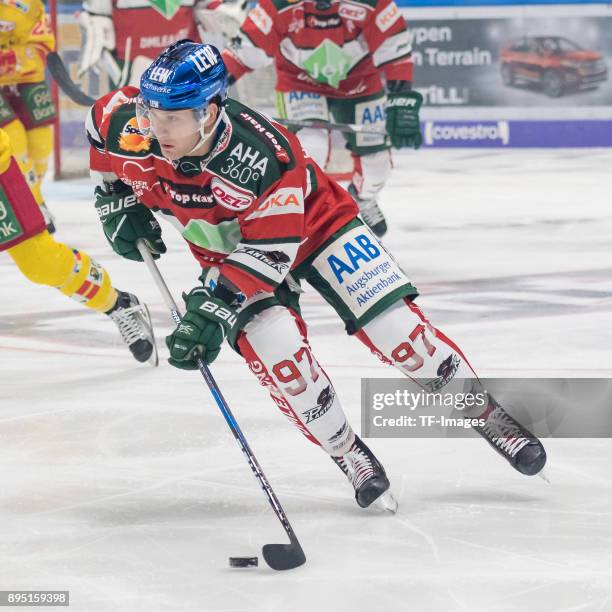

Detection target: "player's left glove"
[385, 82, 423, 150]
[165, 287, 238, 369]
[95, 180, 166, 261]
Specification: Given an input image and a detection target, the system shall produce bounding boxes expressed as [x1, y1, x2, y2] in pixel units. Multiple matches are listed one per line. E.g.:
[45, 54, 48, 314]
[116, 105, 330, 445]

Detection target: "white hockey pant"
[297, 128, 392, 201]
[237, 298, 478, 458]
[352, 150, 392, 201]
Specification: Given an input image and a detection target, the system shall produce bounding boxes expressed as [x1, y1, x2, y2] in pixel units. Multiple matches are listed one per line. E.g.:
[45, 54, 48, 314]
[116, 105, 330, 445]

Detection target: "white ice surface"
[1, 149, 612, 612]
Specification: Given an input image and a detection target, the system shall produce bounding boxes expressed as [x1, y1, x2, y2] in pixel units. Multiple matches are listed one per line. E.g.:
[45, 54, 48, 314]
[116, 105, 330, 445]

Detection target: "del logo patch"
[211, 177, 253, 211]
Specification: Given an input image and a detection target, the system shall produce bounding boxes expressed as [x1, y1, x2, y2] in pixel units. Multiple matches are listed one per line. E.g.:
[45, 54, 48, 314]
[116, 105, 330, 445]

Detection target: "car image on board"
[500, 36, 608, 97]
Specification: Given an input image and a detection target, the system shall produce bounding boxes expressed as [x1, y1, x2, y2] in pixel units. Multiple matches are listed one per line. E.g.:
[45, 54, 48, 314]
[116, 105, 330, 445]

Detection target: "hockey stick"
[136, 240, 306, 571]
[49, 43, 131, 109]
[275, 117, 387, 136]
[100, 50, 122, 85]
[118, 37, 132, 88]
[47, 52, 96, 106]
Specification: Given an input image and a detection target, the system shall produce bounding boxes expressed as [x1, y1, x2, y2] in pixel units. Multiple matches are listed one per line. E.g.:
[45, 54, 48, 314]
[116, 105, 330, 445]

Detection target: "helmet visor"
[136, 99, 208, 140]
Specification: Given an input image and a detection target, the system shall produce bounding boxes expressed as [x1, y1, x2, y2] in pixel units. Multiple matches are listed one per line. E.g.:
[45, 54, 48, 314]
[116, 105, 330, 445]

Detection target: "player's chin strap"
[186, 107, 228, 156]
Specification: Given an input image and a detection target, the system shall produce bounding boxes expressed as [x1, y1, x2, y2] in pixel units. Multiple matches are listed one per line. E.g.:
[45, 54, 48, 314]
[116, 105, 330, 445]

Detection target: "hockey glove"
[165, 287, 237, 369]
[95, 180, 166, 262]
[386, 82, 423, 150]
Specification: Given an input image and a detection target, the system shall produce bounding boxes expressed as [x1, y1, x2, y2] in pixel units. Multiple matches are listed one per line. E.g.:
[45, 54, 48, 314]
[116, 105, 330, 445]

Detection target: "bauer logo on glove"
[94, 180, 167, 261]
[166, 287, 238, 369]
[199, 300, 238, 328]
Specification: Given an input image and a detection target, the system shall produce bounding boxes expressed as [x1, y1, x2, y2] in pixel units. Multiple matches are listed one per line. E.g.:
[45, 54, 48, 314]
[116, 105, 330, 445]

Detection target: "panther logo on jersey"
[302, 386, 335, 424]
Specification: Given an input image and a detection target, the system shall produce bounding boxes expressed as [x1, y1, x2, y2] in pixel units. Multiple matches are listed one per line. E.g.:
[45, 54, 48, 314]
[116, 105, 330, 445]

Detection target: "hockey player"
[220, 0, 422, 237]
[87, 41, 546, 509]
[0, 0, 57, 231]
[0, 127, 158, 365]
[78, 0, 201, 86]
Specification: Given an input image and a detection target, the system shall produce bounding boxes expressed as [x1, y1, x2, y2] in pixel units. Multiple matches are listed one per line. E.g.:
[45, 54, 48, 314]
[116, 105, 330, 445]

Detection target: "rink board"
[53, 4, 612, 153]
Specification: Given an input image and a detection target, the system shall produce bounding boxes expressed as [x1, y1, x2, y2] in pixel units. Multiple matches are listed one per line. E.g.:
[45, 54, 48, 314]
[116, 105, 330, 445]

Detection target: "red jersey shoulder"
[92, 86, 141, 145]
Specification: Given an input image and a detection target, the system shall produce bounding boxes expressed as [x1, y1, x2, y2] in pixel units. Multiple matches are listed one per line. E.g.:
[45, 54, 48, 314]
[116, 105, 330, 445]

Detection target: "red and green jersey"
[221, 0, 414, 98]
[82, 0, 198, 62]
[88, 86, 358, 297]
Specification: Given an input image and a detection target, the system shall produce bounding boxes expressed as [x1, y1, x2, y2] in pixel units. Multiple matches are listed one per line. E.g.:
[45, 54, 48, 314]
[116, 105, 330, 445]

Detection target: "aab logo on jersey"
[327, 233, 381, 283]
[118, 118, 151, 153]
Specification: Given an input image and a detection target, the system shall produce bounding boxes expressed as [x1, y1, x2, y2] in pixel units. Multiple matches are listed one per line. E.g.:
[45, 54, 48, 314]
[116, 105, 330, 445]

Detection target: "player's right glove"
[385, 81, 423, 150]
[165, 287, 238, 369]
[95, 180, 166, 261]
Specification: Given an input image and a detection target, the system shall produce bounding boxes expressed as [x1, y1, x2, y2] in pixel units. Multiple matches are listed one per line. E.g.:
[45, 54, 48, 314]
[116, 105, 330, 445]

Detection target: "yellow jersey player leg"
[0, 128, 158, 365]
[0, 0, 57, 231]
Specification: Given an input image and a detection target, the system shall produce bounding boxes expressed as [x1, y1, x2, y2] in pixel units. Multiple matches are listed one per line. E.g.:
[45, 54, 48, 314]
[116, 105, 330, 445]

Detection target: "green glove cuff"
[95, 182, 166, 261]
[386, 90, 423, 150]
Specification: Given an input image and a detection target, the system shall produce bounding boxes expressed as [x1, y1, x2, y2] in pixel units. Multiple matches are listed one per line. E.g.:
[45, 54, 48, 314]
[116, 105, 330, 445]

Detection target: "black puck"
[229, 556, 258, 568]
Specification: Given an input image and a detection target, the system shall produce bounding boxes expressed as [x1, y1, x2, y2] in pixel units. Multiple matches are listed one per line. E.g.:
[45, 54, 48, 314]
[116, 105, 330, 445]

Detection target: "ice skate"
[348, 185, 387, 237]
[333, 435, 397, 511]
[474, 397, 547, 476]
[108, 291, 158, 366]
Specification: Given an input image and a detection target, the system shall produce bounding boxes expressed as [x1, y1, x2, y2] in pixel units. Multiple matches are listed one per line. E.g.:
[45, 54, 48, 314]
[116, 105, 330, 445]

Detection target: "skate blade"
[142, 304, 159, 367]
[147, 342, 159, 367]
[538, 469, 551, 484]
[375, 490, 398, 514]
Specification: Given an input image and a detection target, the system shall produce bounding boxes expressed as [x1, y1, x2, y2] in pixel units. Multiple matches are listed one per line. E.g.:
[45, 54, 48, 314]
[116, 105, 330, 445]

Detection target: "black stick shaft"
[46, 52, 96, 106]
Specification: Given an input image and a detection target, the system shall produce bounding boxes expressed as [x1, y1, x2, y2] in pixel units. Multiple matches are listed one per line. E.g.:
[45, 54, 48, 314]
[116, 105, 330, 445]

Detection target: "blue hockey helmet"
[139, 39, 228, 111]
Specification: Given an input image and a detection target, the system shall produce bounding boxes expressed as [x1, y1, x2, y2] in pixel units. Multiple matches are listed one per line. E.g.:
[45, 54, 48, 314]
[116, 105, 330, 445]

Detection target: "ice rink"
[1, 148, 612, 611]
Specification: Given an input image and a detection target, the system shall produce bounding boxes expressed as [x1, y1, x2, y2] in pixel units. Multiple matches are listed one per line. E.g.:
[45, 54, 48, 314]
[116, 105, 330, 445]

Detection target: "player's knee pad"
[357, 297, 476, 385]
[238, 306, 354, 456]
[351, 150, 392, 201]
[3, 119, 29, 170]
[296, 127, 330, 169]
[8, 232, 117, 312]
[26, 125, 53, 180]
[8, 230, 73, 286]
